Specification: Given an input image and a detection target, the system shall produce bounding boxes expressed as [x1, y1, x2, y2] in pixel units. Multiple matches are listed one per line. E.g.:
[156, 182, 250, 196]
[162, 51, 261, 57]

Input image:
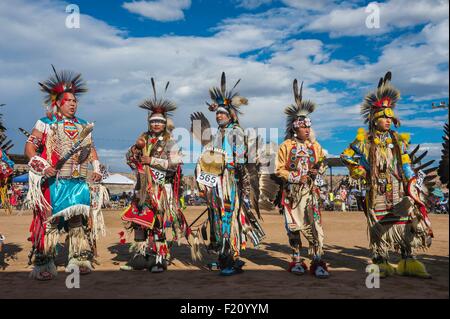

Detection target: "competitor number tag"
[416, 170, 426, 190]
[151, 168, 166, 184]
[197, 172, 218, 187]
[315, 174, 325, 187]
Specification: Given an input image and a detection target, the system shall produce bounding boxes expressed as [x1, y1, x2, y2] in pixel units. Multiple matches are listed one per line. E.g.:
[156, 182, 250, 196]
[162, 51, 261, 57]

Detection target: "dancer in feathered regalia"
[121, 78, 189, 273]
[190, 72, 265, 276]
[25, 66, 107, 280]
[275, 79, 329, 278]
[341, 71, 434, 278]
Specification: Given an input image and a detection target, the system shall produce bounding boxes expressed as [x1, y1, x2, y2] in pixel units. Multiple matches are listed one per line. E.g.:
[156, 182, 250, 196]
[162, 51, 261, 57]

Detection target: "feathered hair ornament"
[38, 65, 87, 111]
[139, 77, 177, 123]
[284, 79, 317, 140]
[207, 72, 248, 124]
[361, 71, 401, 131]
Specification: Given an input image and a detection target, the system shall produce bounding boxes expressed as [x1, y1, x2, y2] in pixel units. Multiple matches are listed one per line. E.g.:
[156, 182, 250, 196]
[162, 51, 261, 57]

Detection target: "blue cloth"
[432, 188, 444, 199]
[12, 173, 28, 183]
[350, 144, 370, 171]
[402, 163, 415, 180]
[1, 151, 14, 169]
[48, 178, 91, 216]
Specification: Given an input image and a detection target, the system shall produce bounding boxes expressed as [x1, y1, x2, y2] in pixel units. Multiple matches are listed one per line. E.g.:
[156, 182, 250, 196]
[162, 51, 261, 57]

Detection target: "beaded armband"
[26, 135, 42, 149]
[28, 156, 51, 176]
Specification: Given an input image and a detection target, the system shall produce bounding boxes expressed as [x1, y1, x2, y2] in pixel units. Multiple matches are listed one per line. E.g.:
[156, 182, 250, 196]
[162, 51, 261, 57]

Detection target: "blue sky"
[70, 0, 242, 37]
[0, 0, 448, 175]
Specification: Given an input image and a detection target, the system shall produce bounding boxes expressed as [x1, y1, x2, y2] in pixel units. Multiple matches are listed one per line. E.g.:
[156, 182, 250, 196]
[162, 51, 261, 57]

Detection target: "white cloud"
[410, 143, 445, 161]
[236, 0, 274, 9]
[122, 0, 191, 22]
[303, 0, 449, 37]
[269, 17, 449, 98]
[401, 115, 448, 129]
[281, 0, 342, 12]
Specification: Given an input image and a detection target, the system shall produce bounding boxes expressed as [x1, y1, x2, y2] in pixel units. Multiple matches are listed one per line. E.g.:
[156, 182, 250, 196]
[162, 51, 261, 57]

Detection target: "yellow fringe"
[396, 258, 431, 278]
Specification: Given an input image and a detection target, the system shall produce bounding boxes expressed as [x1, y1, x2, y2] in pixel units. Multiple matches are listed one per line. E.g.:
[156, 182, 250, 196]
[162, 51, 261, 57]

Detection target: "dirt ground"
[0, 207, 448, 299]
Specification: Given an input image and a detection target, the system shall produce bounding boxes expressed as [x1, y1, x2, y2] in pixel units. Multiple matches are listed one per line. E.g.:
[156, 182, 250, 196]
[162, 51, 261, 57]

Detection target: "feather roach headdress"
[139, 77, 176, 127]
[207, 72, 248, 124]
[38, 65, 87, 112]
[284, 79, 317, 140]
[361, 71, 400, 131]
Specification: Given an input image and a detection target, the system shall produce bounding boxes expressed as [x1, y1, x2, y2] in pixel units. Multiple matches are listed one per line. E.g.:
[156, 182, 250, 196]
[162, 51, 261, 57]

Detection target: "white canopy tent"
[102, 174, 135, 185]
[101, 173, 135, 197]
